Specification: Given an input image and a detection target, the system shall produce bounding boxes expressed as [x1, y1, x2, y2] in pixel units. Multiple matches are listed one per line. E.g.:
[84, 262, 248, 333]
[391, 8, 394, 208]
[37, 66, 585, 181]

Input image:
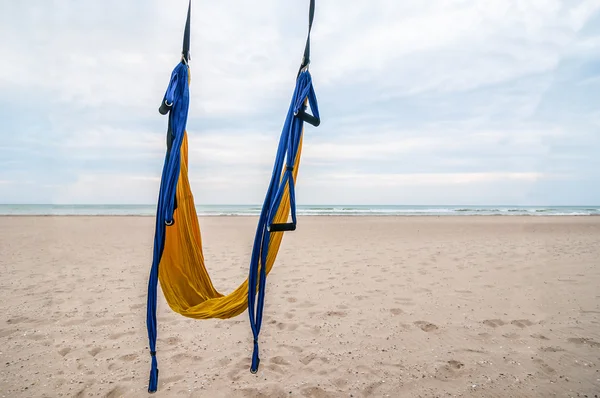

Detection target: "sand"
[0, 216, 599, 397]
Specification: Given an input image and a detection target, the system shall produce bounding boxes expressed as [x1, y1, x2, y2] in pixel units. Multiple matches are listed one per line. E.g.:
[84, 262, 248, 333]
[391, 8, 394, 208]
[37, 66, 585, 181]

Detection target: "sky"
[0, 0, 599, 206]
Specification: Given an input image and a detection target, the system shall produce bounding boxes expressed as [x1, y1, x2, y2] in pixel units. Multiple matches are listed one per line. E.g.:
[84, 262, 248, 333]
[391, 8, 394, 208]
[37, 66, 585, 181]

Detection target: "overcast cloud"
[1, 0, 599, 205]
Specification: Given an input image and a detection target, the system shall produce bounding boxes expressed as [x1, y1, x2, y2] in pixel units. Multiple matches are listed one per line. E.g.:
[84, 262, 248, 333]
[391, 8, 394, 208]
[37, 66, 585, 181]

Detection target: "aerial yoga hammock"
[145, 0, 320, 393]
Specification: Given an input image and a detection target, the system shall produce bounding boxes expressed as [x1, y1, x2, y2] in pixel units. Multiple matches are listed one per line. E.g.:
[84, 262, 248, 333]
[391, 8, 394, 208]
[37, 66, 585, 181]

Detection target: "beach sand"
[1, 216, 599, 397]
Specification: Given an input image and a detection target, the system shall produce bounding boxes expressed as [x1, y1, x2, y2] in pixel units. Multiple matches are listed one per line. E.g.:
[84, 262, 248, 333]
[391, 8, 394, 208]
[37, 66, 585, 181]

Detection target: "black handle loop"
[268, 223, 297, 232]
[296, 108, 320, 126]
[159, 100, 172, 115]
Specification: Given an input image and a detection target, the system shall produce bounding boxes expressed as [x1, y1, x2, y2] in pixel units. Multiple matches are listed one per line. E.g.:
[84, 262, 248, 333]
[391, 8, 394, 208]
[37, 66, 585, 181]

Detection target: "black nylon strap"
[298, 0, 315, 75]
[182, 0, 191, 63]
[268, 223, 297, 232]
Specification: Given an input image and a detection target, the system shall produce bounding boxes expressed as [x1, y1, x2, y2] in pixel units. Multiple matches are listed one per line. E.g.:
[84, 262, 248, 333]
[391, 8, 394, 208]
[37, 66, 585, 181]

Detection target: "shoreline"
[2, 205, 598, 218]
[1, 214, 599, 218]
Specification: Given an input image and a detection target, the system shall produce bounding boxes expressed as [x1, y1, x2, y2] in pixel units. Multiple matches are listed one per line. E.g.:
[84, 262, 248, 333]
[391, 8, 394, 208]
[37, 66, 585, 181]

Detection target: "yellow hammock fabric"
[158, 110, 304, 320]
[147, 0, 320, 392]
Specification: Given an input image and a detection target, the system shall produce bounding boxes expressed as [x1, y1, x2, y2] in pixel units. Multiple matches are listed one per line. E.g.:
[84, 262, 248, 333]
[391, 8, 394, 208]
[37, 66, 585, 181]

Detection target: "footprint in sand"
[25, 333, 46, 341]
[390, 308, 403, 315]
[567, 337, 600, 348]
[267, 363, 286, 374]
[170, 352, 202, 362]
[241, 385, 288, 397]
[395, 297, 416, 306]
[63, 319, 87, 326]
[511, 319, 534, 328]
[165, 336, 183, 345]
[227, 358, 251, 381]
[458, 348, 487, 354]
[88, 347, 102, 357]
[362, 381, 384, 397]
[217, 357, 233, 367]
[58, 347, 71, 357]
[434, 360, 465, 380]
[447, 360, 464, 369]
[301, 385, 336, 397]
[333, 378, 349, 388]
[580, 309, 600, 314]
[278, 344, 303, 354]
[74, 386, 91, 398]
[0, 329, 16, 338]
[557, 278, 578, 283]
[325, 310, 347, 317]
[92, 319, 116, 327]
[119, 353, 138, 362]
[105, 386, 127, 398]
[300, 353, 317, 365]
[502, 332, 520, 340]
[161, 375, 184, 385]
[531, 333, 549, 340]
[414, 321, 438, 332]
[6, 316, 30, 324]
[539, 346, 564, 352]
[533, 358, 556, 376]
[270, 356, 290, 366]
[108, 331, 134, 340]
[309, 325, 322, 335]
[483, 319, 505, 328]
[272, 321, 299, 331]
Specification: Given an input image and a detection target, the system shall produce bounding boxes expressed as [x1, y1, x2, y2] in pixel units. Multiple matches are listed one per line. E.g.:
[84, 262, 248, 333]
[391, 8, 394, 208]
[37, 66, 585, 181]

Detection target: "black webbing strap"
[182, 0, 191, 64]
[298, 0, 315, 75]
[158, 0, 191, 116]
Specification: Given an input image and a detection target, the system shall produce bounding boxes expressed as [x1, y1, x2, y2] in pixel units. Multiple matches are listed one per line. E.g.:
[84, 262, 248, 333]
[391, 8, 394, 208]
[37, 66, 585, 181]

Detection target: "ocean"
[0, 204, 598, 216]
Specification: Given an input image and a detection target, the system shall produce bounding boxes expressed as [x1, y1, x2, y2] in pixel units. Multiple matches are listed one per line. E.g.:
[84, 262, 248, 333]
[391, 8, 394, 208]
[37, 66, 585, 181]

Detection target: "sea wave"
[1, 204, 598, 216]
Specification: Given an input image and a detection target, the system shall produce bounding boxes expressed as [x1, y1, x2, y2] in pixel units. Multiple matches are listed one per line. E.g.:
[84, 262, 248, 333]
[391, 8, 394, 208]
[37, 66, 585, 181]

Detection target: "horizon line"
[1, 203, 598, 207]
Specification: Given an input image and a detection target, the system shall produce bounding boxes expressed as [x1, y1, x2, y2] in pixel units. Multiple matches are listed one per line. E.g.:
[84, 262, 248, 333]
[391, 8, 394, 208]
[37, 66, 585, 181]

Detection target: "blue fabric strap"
[147, 3, 192, 390]
[146, 60, 190, 394]
[248, 70, 319, 373]
[146, 61, 320, 394]
[146, 0, 320, 391]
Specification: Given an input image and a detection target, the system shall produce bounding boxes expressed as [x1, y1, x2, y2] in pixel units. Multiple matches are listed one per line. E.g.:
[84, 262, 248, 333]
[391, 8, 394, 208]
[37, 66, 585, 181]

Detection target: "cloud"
[0, 0, 599, 205]
[51, 173, 160, 205]
[313, 172, 561, 186]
